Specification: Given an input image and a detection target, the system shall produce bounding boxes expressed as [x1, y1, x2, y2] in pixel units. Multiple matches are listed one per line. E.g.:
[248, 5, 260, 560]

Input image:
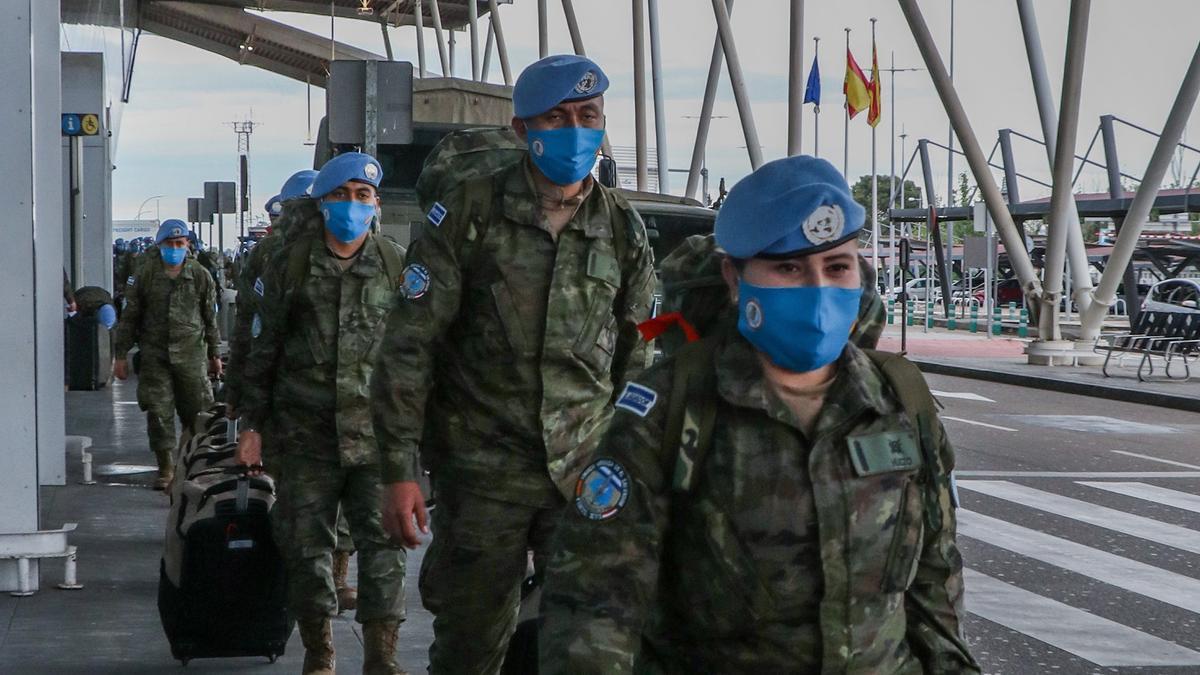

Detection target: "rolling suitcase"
[158, 419, 293, 665]
[66, 313, 112, 391]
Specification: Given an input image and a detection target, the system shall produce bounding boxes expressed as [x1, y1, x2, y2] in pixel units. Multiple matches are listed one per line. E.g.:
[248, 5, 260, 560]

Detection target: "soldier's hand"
[383, 482, 429, 549]
[237, 430, 264, 476]
[210, 356, 225, 378]
[113, 359, 128, 381]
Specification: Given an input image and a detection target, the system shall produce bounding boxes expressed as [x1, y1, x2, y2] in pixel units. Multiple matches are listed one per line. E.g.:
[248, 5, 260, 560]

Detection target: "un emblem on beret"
[803, 204, 845, 244]
[575, 70, 598, 94]
[270, 202, 283, 215]
[744, 298, 764, 330]
[363, 163, 379, 181]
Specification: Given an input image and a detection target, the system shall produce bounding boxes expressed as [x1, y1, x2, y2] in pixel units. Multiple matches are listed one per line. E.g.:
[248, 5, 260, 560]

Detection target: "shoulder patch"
[400, 263, 431, 300]
[126, 275, 135, 287]
[614, 382, 658, 417]
[574, 458, 630, 521]
[253, 277, 265, 297]
[427, 202, 448, 227]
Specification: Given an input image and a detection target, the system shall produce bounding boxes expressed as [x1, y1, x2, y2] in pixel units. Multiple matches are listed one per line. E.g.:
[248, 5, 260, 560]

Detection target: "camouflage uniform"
[239, 233, 406, 624]
[112, 256, 219, 468]
[539, 328, 979, 674]
[227, 202, 356, 553]
[371, 161, 656, 673]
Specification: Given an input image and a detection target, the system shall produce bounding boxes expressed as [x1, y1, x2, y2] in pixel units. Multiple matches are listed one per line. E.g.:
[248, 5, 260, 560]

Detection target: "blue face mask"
[160, 246, 187, 267]
[526, 127, 606, 186]
[321, 200, 376, 243]
[737, 281, 863, 373]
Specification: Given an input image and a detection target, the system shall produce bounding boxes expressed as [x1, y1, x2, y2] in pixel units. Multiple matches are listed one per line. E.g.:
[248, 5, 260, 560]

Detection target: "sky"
[66, 0, 1200, 245]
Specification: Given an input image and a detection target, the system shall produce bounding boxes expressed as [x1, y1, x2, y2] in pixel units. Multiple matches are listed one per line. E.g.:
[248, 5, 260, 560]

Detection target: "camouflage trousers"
[271, 454, 405, 623]
[136, 355, 212, 465]
[420, 481, 564, 675]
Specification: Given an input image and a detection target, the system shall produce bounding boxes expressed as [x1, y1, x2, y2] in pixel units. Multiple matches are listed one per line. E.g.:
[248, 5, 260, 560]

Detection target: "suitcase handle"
[235, 476, 249, 514]
[226, 417, 239, 446]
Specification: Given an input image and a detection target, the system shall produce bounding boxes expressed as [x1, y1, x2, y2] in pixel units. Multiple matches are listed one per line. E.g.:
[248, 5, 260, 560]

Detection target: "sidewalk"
[878, 324, 1200, 413]
[0, 377, 434, 674]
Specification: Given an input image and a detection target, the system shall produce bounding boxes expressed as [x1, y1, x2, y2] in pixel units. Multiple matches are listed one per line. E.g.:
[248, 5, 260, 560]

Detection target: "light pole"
[883, 54, 923, 295]
[135, 195, 164, 222]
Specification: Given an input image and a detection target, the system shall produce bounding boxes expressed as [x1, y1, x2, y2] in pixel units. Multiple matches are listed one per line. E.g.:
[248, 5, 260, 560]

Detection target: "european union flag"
[803, 55, 821, 110]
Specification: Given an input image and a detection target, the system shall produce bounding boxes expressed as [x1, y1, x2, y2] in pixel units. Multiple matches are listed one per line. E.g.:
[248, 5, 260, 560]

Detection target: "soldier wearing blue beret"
[541, 155, 979, 674]
[113, 218, 221, 490]
[373, 53, 657, 674]
[236, 151, 409, 674]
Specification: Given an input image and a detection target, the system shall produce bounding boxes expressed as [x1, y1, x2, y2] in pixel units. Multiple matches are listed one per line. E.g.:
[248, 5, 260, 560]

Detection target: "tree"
[851, 175, 923, 225]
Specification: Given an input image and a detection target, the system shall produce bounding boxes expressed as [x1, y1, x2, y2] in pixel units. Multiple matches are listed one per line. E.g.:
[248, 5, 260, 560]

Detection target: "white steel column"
[648, 0, 669, 193]
[1080, 42, 1200, 335]
[787, 0, 805, 156]
[897, 0, 1042, 305]
[468, 0, 480, 81]
[685, 0, 734, 200]
[1037, 0, 1091, 346]
[711, 0, 762, 170]
[427, 0, 450, 77]
[538, 0, 549, 58]
[487, 0, 513, 86]
[633, 0, 648, 190]
[414, 0, 427, 78]
[562, 0, 586, 56]
[0, 0, 64, 592]
[1016, 0, 1095, 328]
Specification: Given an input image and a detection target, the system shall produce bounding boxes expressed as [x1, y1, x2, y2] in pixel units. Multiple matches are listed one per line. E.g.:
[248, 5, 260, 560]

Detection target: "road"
[927, 373, 1200, 674]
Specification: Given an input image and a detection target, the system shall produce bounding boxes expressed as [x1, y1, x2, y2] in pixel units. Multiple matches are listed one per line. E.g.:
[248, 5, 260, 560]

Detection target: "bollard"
[1019, 307, 1029, 338]
[58, 547, 83, 590]
[970, 304, 979, 333]
[906, 299, 915, 326]
[81, 451, 95, 486]
[925, 302, 934, 329]
[947, 303, 958, 331]
[887, 299, 896, 325]
[1007, 301, 1017, 321]
[992, 305, 1003, 335]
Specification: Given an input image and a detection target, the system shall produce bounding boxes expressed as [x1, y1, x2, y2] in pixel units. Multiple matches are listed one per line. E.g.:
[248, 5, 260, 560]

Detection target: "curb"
[910, 358, 1200, 414]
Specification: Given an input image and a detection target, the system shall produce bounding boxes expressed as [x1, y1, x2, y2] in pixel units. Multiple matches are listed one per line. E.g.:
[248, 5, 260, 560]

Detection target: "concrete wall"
[61, 51, 113, 293]
[0, 0, 65, 590]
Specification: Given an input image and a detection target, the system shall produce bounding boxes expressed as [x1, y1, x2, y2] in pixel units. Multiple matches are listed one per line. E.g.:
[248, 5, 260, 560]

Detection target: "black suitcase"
[66, 313, 112, 391]
[159, 468, 293, 665]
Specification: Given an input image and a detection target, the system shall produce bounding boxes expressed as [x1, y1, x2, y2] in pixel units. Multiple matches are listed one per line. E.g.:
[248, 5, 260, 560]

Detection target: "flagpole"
[889, 49, 897, 295]
[870, 18, 879, 281]
[843, 27, 850, 178]
[813, 36, 820, 157]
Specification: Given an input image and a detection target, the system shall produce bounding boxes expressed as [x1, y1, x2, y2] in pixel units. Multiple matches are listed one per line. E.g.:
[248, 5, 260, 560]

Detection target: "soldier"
[539, 156, 980, 673]
[112, 219, 222, 490]
[226, 171, 359, 613]
[371, 54, 656, 674]
[235, 153, 408, 675]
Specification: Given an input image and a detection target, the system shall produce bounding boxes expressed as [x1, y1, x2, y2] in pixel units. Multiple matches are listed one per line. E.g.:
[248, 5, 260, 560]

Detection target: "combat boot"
[362, 620, 407, 675]
[153, 449, 174, 491]
[298, 617, 336, 675]
[332, 551, 358, 612]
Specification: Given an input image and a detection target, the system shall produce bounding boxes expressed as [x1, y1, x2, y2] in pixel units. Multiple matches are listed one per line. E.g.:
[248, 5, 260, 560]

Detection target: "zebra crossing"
[958, 476, 1200, 670]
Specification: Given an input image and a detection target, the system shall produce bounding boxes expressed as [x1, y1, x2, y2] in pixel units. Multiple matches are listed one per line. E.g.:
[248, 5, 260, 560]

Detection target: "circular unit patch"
[802, 204, 846, 245]
[401, 264, 431, 300]
[744, 298, 764, 330]
[574, 458, 630, 521]
[531, 138, 545, 157]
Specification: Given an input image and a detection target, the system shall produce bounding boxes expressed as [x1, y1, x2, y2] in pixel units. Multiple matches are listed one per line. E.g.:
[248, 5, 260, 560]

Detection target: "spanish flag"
[844, 48, 871, 119]
[868, 39, 882, 127]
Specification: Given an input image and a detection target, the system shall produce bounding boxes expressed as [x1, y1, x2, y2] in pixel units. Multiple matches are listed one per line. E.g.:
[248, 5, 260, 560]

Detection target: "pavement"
[877, 324, 1200, 413]
[4, 333, 1200, 673]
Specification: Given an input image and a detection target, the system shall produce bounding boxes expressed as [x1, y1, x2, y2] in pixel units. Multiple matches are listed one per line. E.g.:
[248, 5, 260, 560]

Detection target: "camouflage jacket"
[225, 232, 285, 409]
[540, 332, 979, 674]
[112, 257, 220, 364]
[239, 233, 405, 467]
[372, 162, 657, 506]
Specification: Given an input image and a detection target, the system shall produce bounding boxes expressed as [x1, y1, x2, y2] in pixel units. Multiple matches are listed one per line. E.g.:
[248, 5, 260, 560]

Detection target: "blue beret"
[514, 54, 609, 119]
[265, 194, 283, 217]
[715, 155, 864, 259]
[155, 219, 189, 244]
[311, 152, 383, 200]
[280, 169, 319, 201]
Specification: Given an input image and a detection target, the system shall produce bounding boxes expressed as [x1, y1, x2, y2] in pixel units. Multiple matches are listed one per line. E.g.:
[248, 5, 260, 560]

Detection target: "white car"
[891, 278, 943, 302]
[1142, 278, 1200, 314]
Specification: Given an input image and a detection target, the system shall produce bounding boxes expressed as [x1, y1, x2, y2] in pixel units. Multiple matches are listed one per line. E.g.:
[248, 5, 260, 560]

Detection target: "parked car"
[892, 278, 944, 302]
[618, 190, 716, 264]
[1142, 278, 1200, 314]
